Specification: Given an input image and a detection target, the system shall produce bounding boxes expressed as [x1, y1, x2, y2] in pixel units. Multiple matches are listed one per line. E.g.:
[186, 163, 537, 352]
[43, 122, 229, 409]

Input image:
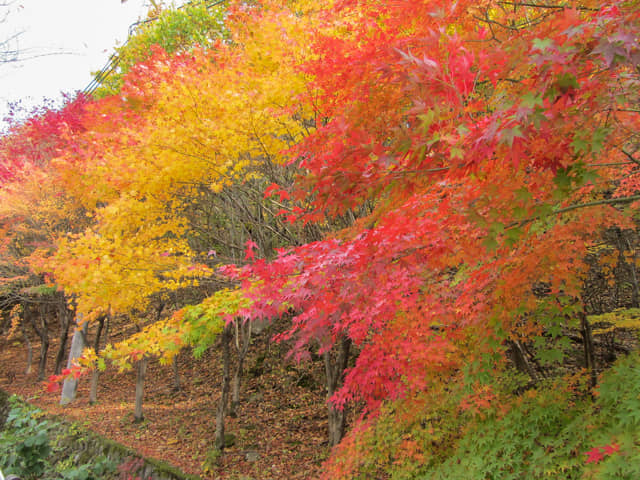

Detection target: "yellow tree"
[50, 0, 316, 322]
[45, 0, 321, 422]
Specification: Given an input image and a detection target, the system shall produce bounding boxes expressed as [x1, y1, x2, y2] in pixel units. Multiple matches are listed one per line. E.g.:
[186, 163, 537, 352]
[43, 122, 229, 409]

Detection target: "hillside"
[0, 320, 330, 479]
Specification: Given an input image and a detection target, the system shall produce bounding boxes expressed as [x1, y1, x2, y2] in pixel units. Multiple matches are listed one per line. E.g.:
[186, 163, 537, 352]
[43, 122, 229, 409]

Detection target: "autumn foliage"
[2, 0, 640, 477]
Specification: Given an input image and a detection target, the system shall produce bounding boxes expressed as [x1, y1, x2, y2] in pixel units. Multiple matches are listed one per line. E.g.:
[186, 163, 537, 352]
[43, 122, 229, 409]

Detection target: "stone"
[245, 450, 260, 462]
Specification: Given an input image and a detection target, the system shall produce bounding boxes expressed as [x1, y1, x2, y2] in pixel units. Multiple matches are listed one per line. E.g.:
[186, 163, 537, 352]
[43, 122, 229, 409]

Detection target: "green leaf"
[450, 146, 465, 159]
[499, 126, 524, 147]
[591, 126, 610, 154]
[571, 134, 590, 155]
[556, 72, 579, 91]
[553, 167, 572, 191]
[505, 227, 523, 246]
[521, 92, 543, 109]
[418, 110, 437, 132]
[483, 235, 499, 251]
[532, 38, 554, 51]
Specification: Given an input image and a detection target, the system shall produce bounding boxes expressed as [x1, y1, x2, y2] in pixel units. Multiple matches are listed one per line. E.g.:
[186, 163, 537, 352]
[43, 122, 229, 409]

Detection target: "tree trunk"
[27, 304, 49, 382]
[580, 311, 597, 388]
[215, 325, 232, 450]
[89, 316, 105, 404]
[19, 315, 33, 375]
[230, 320, 252, 417]
[134, 356, 148, 422]
[171, 355, 181, 392]
[60, 318, 88, 405]
[323, 335, 351, 447]
[508, 339, 538, 383]
[230, 364, 242, 418]
[54, 303, 72, 375]
[623, 235, 640, 308]
[37, 327, 49, 381]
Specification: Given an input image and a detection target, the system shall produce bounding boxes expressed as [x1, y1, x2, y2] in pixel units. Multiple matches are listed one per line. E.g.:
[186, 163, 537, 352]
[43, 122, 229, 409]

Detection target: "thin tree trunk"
[28, 304, 49, 382]
[624, 235, 640, 308]
[508, 339, 538, 383]
[323, 336, 351, 447]
[215, 325, 232, 450]
[60, 318, 88, 405]
[54, 303, 72, 375]
[19, 315, 33, 375]
[230, 320, 252, 417]
[134, 356, 148, 422]
[230, 363, 242, 418]
[171, 355, 181, 392]
[580, 311, 597, 388]
[89, 316, 105, 404]
[37, 326, 49, 381]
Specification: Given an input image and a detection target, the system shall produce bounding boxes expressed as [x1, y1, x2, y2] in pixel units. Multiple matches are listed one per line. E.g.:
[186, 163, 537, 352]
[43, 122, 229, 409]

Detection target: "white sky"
[0, 0, 159, 126]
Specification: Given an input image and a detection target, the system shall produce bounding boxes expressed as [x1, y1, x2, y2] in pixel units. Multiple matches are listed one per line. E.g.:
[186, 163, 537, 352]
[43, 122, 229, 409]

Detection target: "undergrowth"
[326, 351, 640, 480]
[0, 396, 117, 480]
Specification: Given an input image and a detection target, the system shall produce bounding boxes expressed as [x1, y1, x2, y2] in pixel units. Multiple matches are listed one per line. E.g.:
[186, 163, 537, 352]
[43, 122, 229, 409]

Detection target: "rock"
[245, 450, 260, 462]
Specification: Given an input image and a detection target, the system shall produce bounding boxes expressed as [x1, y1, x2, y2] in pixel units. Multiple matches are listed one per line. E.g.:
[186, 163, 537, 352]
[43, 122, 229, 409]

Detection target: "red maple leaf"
[585, 447, 605, 464]
[244, 239, 258, 261]
[603, 443, 620, 455]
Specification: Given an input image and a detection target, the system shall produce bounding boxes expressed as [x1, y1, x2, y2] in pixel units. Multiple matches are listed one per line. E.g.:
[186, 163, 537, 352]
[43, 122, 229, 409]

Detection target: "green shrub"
[0, 396, 52, 479]
[0, 396, 117, 480]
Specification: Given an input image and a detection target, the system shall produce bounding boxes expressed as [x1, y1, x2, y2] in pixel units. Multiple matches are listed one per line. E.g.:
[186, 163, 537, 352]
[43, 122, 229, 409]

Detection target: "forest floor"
[0, 322, 332, 479]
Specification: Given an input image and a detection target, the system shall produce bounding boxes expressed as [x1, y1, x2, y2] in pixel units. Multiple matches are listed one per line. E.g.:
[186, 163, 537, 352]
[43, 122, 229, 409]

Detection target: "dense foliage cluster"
[2, 0, 640, 477]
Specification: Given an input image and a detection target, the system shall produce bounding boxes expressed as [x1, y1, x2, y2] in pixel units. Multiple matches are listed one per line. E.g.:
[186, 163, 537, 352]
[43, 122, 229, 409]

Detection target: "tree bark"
[19, 315, 33, 375]
[134, 356, 148, 422]
[60, 317, 88, 405]
[323, 335, 351, 447]
[171, 355, 181, 392]
[27, 304, 49, 382]
[580, 311, 597, 388]
[508, 339, 538, 383]
[623, 234, 640, 308]
[215, 325, 232, 450]
[89, 316, 105, 404]
[54, 303, 72, 375]
[230, 319, 252, 417]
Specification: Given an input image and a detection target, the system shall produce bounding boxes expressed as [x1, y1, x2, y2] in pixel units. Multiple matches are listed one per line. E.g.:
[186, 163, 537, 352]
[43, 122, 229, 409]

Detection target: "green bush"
[0, 396, 117, 480]
[419, 353, 640, 480]
[0, 396, 52, 479]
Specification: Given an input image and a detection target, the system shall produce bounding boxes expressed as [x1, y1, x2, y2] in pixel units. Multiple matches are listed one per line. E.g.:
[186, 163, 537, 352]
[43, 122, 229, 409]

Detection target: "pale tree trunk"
[215, 325, 232, 450]
[89, 315, 106, 404]
[230, 319, 252, 417]
[60, 317, 88, 405]
[323, 336, 351, 447]
[134, 356, 148, 422]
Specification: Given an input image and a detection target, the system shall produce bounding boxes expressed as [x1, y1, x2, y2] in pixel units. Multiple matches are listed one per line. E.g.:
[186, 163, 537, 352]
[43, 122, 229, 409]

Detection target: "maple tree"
[214, 0, 640, 459]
